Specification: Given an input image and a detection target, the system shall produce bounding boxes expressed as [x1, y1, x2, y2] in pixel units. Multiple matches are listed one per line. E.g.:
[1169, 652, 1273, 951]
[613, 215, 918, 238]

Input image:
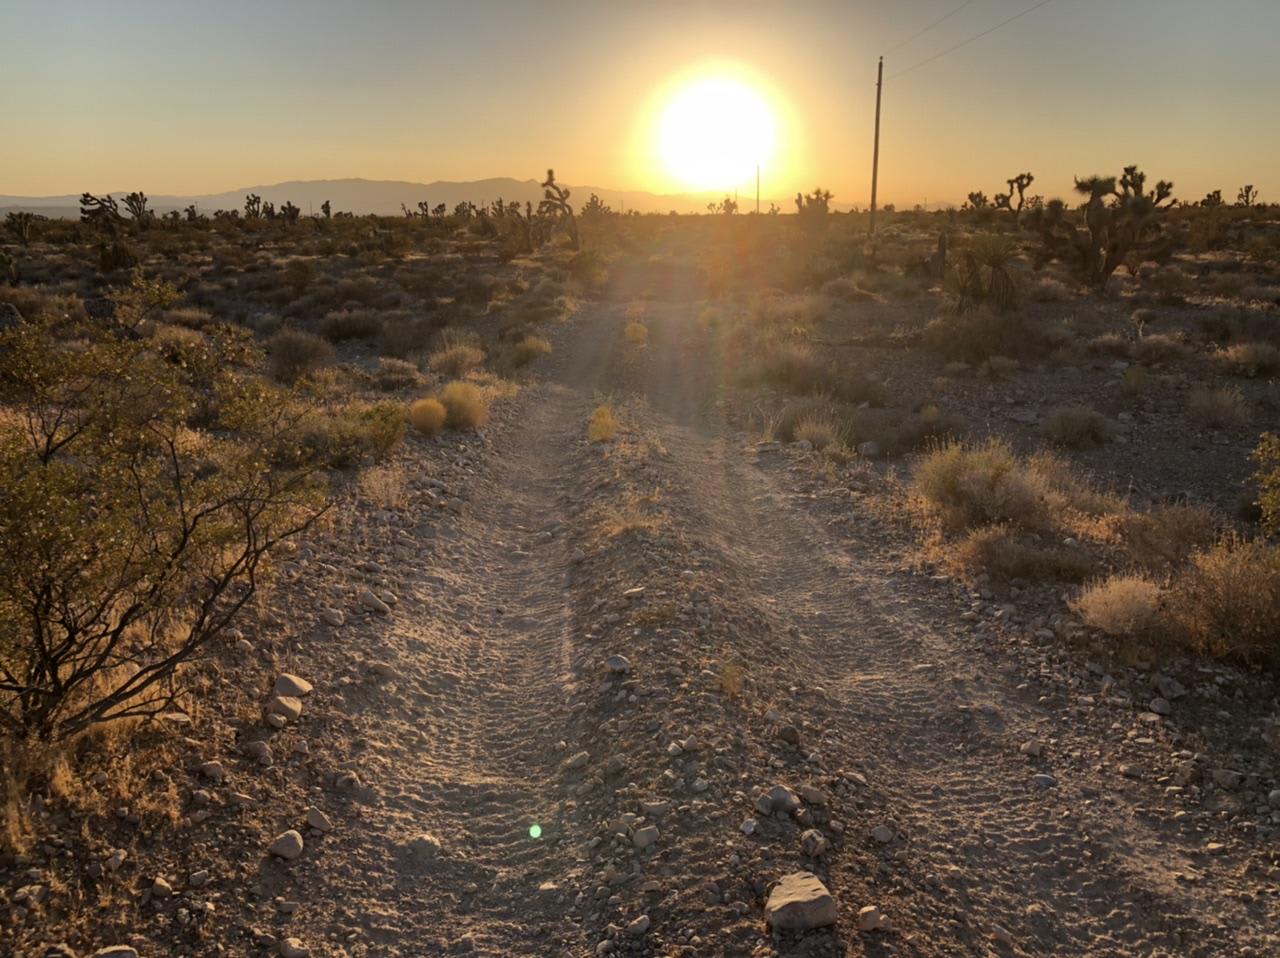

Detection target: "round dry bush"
[624, 321, 649, 345]
[1072, 574, 1164, 637]
[439, 381, 489, 430]
[428, 344, 486, 378]
[588, 405, 617, 443]
[407, 397, 447, 436]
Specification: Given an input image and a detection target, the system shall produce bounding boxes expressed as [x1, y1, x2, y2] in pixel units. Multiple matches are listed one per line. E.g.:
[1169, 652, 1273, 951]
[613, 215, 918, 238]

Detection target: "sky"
[3, 0, 1279, 207]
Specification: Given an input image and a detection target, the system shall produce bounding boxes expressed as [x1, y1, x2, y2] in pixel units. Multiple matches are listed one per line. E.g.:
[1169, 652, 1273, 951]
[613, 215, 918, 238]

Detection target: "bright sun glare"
[657, 76, 777, 192]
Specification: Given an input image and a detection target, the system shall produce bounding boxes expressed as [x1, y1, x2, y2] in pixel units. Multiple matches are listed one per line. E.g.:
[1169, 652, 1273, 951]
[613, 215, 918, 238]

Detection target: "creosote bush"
[510, 334, 552, 367]
[268, 328, 335, 383]
[439, 381, 489, 430]
[429, 343, 486, 378]
[1167, 537, 1280, 665]
[588, 405, 618, 443]
[1040, 407, 1112, 448]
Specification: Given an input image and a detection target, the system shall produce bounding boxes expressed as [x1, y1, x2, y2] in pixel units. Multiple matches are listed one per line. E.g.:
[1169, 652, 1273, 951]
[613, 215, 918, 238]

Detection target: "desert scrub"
[1072, 574, 1164, 637]
[1187, 386, 1247, 428]
[299, 401, 407, 467]
[792, 413, 840, 450]
[268, 328, 335, 383]
[429, 343, 486, 377]
[1110, 503, 1217, 571]
[407, 397, 447, 436]
[510, 334, 551, 367]
[439, 381, 489, 430]
[588, 405, 618, 443]
[1257, 434, 1280, 534]
[1167, 536, 1280, 665]
[1040, 407, 1113, 448]
[952, 526, 1095, 583]
[1220, 342, 1280, 378]
[320, 308, 384, 342]
[625, 321, 649, 346]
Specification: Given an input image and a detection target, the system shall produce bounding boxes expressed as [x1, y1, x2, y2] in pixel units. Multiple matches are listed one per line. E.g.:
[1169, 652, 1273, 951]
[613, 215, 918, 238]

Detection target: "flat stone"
[871, 824, 894, 843]
[306, 807, 334, 833]
[274, 674, 313, 698]
[91, 950, 139, 958]
[633, 825, 660, 849]
[358, 589, 391, 614]
[267, 695, 303, 722]
[764, 872, 837, 931]
[269, 829, 304, 860]
[279, 939, 310, 958]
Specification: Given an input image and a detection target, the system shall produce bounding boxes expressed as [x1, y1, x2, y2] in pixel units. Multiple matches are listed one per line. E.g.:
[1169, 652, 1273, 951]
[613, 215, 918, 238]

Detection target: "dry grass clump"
[510, 334, 552, 367]
[588, 404, 618, 443]
[374, 357, 420, 392]
[1219, 341, 1280, 378]
[359, 462, 409, 509]
[407, 397, 447, 436]
[1072, 574, 1164, 637]
[922, 308, 1043, 364]
[952, 526, 1094, 583]
[1112, 503, 1217, 571]
[1187, 385, 1248, 428]
[439, 381, 489, 430]
[429, 343, 486, 377]
[1167, 537, 1280, 665]
[267, 328, 335, 383]
[320, 308, 384, 342]
[1132, 333, 1191, 364]
[625, 321, 649, 345]
[792, 413, 840, 450]
[914, 440, 1112, 533]
[1040, 407, 1113, 448]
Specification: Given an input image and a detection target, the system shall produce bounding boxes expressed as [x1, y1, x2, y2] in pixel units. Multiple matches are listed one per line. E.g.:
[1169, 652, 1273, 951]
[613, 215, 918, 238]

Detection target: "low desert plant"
[429, 343, 486, 377]
[625, 321, 649, 346]
[588, 404, 618, 443]
[792, 413, 839, 450]
[1072, 574, 1164, 637]
[1040, 407, 1113, 448]
[268, 328, 335, 383]
[439, 381, 489, 429]
[1220, 342, 1280, 378]
[1113, 503, 1217, 571]
[1257, 433, 1280, 535]
[510, 334, 551, 367]
[951, 526, 1095, 583]
[1187, 386, 1247, 428]
[320, 308, 384, 342]
[1167, 536, 1280, 665]
[407, 397, 447, 436]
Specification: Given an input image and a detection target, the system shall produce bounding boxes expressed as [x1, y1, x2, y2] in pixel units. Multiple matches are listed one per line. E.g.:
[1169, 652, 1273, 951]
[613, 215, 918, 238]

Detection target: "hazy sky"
[4, 0, 1279, 206]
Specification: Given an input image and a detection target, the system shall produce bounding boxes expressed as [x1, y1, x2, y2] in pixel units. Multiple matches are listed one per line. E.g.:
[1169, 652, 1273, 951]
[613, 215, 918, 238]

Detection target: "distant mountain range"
[0, 177, 809, 218]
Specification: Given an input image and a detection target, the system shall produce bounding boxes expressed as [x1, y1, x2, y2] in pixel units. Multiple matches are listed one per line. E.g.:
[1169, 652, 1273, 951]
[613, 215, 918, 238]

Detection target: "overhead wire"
[883, 0, 976, 55]
[888, 0, 1059, 79]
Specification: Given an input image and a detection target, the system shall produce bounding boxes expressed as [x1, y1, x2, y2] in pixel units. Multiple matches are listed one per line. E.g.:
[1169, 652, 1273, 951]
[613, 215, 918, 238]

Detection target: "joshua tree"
[965, 191, 989, 210]
[4, 211, 41, 247]
[262, 201, 277, 220]
[1202, 190, 1223, 209]
[79, 193, 123, 229]
[795, 188, 833, 235]
[280, 201, 301, 224]
[580, 193, 612, 220]
[707, 196, 738, 215]
[433, 203, 446, 218]
[539, 169, 580, 249]
[244, 193, 262, 219]
[993, 172, 1035, 220]
[1028, 165, 1176, 290]
[123, 191, 151, 228]
[183, 204, 202, 222]
[1237, 184, 1259, 207]
[321, 200, 332, 219]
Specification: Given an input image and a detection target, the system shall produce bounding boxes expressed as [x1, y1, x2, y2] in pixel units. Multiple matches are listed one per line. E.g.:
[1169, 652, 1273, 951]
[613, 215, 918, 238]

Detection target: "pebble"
[857, 905, 885, 931]
[268, 695, 303, 722]
[800, 828, 828, 857]
[189, 869, 210, 888]
[306, 807, 334, 833]
[269, 830, 305, 860]
[605, 655, 631, 675]
[626, 915, 651, 936]
[1019, 740, 1043, 758]
[273, 674, 313, 698]
[565, 751, 590, 771]
[279, 939, 310, 958]
[871, 825, 894, 844]
[198, 761, 225, 783]
[151, 876, 173, 898]
[1033, 773, 1058, 788]
[91, 949, 138, 958]
[777, 724, 801, 746]
[1149, 697, 1171, 716]
[632, 825, 660, 849]
[320, 608, 345, 627]
[358, 589, 391, 614]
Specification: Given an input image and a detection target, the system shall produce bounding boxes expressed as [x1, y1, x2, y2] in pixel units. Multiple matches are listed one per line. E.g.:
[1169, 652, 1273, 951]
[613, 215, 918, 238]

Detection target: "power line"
[888, 0, 1059, 79]
[884, 0, 976, 55]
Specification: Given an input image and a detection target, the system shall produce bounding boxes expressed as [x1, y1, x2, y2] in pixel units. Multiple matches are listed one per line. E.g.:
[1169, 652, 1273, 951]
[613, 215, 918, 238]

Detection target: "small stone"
[857, 905, 885, 931]
[151, 876, 173, 898]
[764, 872, 837, 931]
[306, 807, 334, 833]
[188, 869, 210, 888]
[269, 829, 304, 860]
[1033, 773, 1058, 788]
[565, 751, 590, 771]
[91, 950, 138, 958]
[358, 589, 391, 614]
[797, 784, 828, 806]
[1019, 740, 1043, 757]
[279, 939, 310, 958]
[1268, 789, 1280, 808]
[766, 784, 801, 814]
[42, 945, 78, 958]
[1149, 697, 1171, 716]
[245, 740, 273, 765]
[198, 761, 225, 783]
[633, 825, 660, 849]
[273, 674, 313, 698]
[992, 924, 1015, 946]
[800, 828, 828, 857]
[777, 724, 801, 746]
[626, 915, 650, 936]
[320, 608, 345, 628]
[741, 818, 757, 835]
[267, 695, 303, 722]
[605, 654, 631, 675]
[871, 824, 894, 844]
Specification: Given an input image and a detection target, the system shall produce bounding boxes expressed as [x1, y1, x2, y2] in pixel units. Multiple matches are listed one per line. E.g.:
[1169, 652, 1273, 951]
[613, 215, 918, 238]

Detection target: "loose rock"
[764, 872, 837, 931]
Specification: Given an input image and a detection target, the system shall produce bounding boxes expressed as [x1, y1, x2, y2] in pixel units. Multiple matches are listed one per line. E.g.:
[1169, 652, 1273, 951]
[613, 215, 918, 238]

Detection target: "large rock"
[765, 872, 837, 931]
[274, 674, 313, 698]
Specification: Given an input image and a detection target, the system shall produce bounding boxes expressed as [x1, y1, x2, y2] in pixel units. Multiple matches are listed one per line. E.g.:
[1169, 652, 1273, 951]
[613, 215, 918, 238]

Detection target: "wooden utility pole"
[869, 56, 883, 235]
[756, 164, 760, 214]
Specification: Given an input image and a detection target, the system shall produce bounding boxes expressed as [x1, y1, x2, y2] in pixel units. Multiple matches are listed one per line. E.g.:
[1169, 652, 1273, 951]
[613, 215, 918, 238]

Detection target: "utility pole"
[869, 55, 883, 236]
[756, 164, 760, 215]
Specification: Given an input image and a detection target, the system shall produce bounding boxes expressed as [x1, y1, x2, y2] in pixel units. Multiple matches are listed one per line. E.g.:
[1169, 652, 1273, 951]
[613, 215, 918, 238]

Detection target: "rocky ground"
[6, 295, 1280, 958]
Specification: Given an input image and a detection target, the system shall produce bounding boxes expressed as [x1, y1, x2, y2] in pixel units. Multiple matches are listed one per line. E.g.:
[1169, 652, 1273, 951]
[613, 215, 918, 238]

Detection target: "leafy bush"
[439, 381, 489, 430]
[268, 328, 335, 383]
[299, 402, 406, 467]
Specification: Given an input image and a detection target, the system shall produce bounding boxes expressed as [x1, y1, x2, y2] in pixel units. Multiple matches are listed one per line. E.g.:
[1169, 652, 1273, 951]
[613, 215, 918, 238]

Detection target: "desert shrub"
[774, 397, 843, 444]
[588, 405, 618, 443]
[320, 308, 384, 342]
[374, 357, 420, 392]
[792, 413, 839, 450]
[921, 308, 1045, 364]
[1255, 434, 1280, 535]
[1040, 407, 1113, 447]
[509, 334, 552, 367]
[300, 401, 406, 467]
[1132, 333, 1191, 364]
[1187, 386, 1248, 428]
[979, 356, 1020, 380]
[407, 397, 447, 436]
[439, 381, 489, 429]
[268, 328, 335, 383]
[1072, 574, 1164, 637]
[0, 318, 325, 741]
[625, 321, 649, 345]
[1085, 332, 1132, 357]
[1167, 536, 1280, 665]
[952, 526, 1095, 583]
[754, 341, 831, 394]
[378, 316, 437, 358]
[1220, 342, 1280, 378]
[1113, 503, 1217, 571]
[429, 343, 486, 377]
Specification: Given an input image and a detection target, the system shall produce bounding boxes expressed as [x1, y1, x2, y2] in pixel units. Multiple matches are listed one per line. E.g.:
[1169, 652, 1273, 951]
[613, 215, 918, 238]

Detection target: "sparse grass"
[1073, 574, 1164, 638]
[321, 308, 384, 342]
[1112, 503, 1217, 571]
[625, 320, 649, 345]
[588, 404, 618, 443]
[510, 334, 552, 367]
[359, 462, 409, 509]
[792, 413, 840, 450]
[1040, 407, 1112, 448]
[1187, 385, 1248, 428]
[1132, 332, 1191, 364]
[439, 381, 489, 430]
[429, 343, 486, 377]
[1220, 341, 1280, 378]
[407, 397, 447, 436]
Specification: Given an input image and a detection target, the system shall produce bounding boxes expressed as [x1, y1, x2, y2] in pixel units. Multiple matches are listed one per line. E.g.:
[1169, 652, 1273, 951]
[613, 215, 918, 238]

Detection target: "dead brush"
[1072, 574, 1165, 638]
[1167, 536, 1280, 665]
[1040, 407, 1113, 448]
[1219, 341, 1280, 378]
[948, 525, 1096, 583]
[1187, 386, 1248, 428]
[439, 381, 489, 429]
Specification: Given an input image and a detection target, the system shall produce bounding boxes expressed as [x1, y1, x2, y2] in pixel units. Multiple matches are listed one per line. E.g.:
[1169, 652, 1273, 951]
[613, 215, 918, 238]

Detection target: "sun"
[656, 75, 778, 192]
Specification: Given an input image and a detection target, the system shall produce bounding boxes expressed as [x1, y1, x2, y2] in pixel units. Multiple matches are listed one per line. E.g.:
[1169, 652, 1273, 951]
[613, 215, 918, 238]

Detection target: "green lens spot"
[529, 823, 543, 839]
